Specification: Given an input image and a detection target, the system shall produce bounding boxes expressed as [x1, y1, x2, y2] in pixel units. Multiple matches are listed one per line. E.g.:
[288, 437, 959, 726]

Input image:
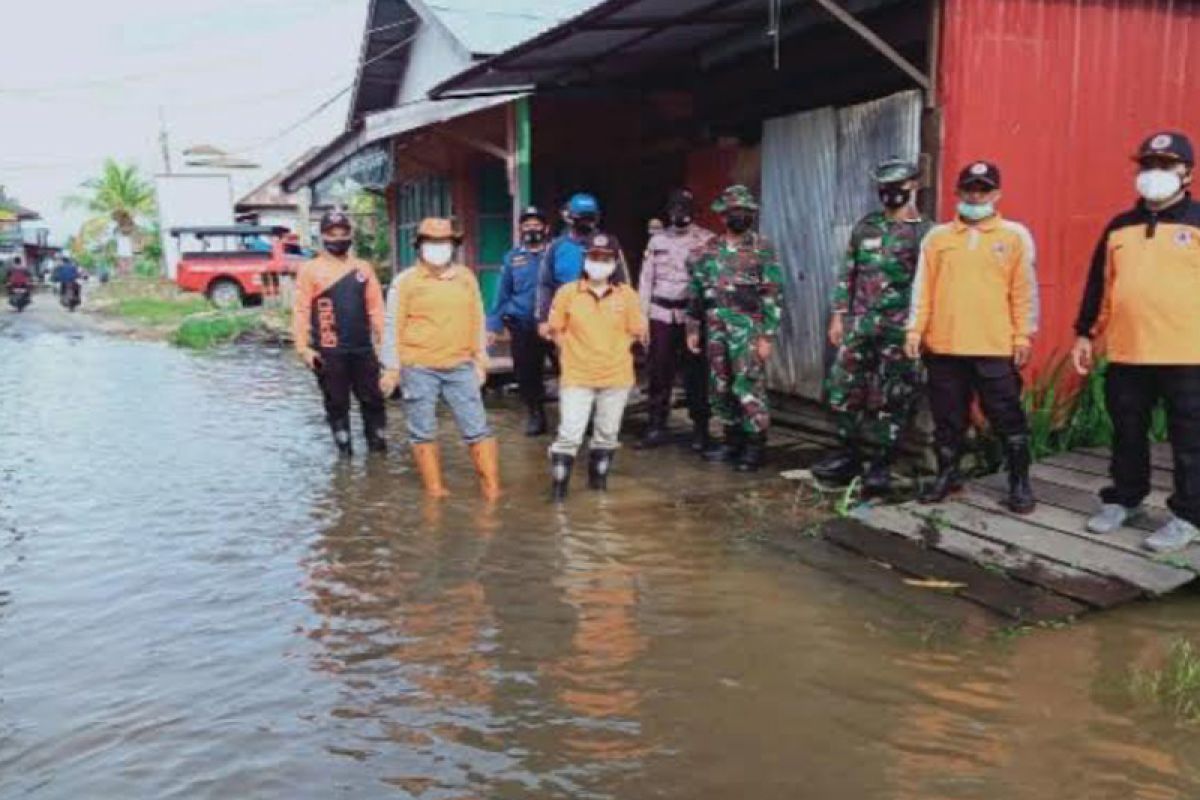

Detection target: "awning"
[282, 93, 526, 193]
[430, 0, 920, 99]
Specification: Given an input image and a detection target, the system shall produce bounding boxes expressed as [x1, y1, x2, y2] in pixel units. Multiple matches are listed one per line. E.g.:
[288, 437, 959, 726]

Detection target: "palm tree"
[64, 160, 157, 274]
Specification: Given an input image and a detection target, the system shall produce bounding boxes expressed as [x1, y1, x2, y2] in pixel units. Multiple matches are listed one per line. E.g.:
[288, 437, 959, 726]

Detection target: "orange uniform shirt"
[548, 281, 647, 388]
[391, 263, 487, 371]
[907, 215, 1039, 357]
[1075, 199, 1200, 365]
[292, 253, 384, 355]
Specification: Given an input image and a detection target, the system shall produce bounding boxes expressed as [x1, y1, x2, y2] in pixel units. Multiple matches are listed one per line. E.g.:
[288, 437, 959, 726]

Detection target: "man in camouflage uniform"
[686, 185, 784, 473]
[812, 159, 931, 494]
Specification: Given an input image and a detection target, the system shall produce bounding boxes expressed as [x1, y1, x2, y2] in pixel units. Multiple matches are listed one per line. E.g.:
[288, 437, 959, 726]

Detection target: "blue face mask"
[957, 201, 995, 222]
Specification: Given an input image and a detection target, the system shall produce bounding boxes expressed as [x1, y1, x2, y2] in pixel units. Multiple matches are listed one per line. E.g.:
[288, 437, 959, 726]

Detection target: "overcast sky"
[1, 0, 368, 241]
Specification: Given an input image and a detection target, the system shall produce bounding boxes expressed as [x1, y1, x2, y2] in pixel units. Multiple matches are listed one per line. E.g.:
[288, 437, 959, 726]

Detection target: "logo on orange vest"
[1175, 229, 1193, 247]
[355, 270, 367, 283]
[1152, 134, 1173, 151]
[992, 241, 1008, 257]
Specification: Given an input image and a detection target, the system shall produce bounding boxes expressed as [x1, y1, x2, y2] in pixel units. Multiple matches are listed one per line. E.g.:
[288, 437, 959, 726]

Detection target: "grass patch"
[170, 312, 262, 349]
[1128, 639, 1200, 725]
[113, 296, 211, 325]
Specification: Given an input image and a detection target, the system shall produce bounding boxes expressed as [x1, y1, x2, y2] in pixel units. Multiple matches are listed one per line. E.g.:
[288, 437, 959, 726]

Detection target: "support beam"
[807, 0, 930, 91]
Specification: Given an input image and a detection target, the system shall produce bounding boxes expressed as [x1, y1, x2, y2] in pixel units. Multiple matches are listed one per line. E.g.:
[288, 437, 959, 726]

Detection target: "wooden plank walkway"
[821, 445, 1198, 622]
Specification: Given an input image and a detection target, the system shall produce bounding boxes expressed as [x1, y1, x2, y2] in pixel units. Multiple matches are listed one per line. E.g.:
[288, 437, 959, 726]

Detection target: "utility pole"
[158, 107, 173, 174]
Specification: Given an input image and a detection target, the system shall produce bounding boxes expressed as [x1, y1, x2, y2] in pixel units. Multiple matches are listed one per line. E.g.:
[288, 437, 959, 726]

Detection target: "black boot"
[811, 446, 862, 485]
[550, 453, 575, 502]
[588, 448, 615, 490]
[862, 452, 893, 497]
[690, 418, 711, 453]
[919, 446, 962, 504]
[635, 413, 669, 450]
[364, 424, 388, 454]
[735, 432, 766, 473]
[703, 426, 745, 463]
[329, 418, 353, 457]
[1005, 435, 1036, 514]
[524, 402, 547, 437]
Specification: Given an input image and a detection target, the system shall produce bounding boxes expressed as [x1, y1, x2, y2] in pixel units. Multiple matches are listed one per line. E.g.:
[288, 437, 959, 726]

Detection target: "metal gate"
[761, 90, 922, 400]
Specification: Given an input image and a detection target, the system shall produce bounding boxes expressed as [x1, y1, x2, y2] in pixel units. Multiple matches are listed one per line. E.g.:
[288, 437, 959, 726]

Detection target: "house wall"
[938, 0, 1200, 373]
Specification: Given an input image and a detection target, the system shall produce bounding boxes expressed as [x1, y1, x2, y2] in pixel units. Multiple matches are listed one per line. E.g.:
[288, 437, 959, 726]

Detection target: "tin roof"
[236, 149, 327, 211]
[423, 1, 600, 57]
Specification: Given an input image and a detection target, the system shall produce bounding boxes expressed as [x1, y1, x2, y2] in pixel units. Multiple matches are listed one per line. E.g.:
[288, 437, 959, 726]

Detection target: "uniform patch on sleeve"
[356, 270, 368, 283]
[862, 237, 883, 251]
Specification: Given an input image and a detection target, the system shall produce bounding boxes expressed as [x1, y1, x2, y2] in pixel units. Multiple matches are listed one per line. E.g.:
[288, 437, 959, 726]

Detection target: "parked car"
[170, 225, 309, 309]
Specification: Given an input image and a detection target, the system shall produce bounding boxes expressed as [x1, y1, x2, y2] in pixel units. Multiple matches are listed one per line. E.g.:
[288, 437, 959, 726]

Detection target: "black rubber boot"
[862, 453, 894, 497]
[364, 424, 388, 454]
[635, 414, 669, 450]
[588, 448, 615, 490]
[703, 426, 745, 463]
[811, 446, 862, 486]
[919, 447, 962, 504]
[524, 403, 548, 437]
[1005, 435, 1036, 514]
[690, 418, 711, 453]
[550, 453, 575, 502]
[330, 418, 353, 458]
[734, 433, 766, 473]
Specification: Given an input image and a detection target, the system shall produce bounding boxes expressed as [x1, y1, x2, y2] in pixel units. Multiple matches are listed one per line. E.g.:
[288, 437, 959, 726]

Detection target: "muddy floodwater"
[3, 302, 1200, 799]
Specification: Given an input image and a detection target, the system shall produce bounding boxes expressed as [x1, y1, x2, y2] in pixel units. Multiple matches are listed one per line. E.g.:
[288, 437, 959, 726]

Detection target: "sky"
[0, 0, 369, 242]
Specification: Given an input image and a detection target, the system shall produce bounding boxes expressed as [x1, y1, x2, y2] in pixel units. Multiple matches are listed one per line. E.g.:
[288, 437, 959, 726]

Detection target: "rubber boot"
[862, 452, 894, 497]
[588, 448, 615, 490]
[550, 453, 575, 502]
[411, 442, 450, 499]
[735, 432, 766, 473]
[811, 445, 862, 485]
[469, 437, 502, 501]
[919, 446, 963, 504]
[690, 418, 711, 453]
[635, 409, 668, 450]
[1005, 435, 1036, 514]
[524, 402, 547, 437]
[363, 417, 388, 454]
[330, 418, 353, 458]
[703, 426, 745, 463]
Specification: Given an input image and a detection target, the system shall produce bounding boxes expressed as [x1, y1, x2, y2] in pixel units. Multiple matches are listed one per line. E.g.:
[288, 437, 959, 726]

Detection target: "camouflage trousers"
[706, 314, 771, 435]
[825, 320, 920, 451]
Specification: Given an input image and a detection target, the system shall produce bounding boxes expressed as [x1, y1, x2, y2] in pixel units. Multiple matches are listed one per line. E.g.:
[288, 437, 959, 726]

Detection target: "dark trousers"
[646, 319, 709, 425]
[1103, 365, 1200, 527]
[508, 324, 549, 408]
[925, 355, 1028, 452]
[315, 351, 386, 431]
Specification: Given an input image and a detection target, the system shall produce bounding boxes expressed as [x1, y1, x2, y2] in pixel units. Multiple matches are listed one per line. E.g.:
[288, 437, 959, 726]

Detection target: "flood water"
[3, 303, 1200, 799]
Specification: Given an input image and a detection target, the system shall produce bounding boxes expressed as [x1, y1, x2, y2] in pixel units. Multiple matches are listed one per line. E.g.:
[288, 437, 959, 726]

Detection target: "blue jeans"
[402, 363, 492, 444]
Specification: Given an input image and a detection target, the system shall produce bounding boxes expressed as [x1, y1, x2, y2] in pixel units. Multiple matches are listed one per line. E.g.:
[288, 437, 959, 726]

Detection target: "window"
[395, 176, 453, 267]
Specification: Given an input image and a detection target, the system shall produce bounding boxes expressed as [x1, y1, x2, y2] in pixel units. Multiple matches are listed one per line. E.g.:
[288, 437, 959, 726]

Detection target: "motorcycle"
[8, 285, 31, 313]
[60, 281, 81, 312]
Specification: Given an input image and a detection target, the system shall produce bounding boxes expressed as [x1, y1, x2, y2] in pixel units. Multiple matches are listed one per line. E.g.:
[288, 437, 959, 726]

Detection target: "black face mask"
[572, 218, 596, 235]
[669, 212, 692, 229]
[522, 230, 546, 246]
[324, 239, 352, 257]
[879, 187, 913, 210]
[726, 213, 754, 234]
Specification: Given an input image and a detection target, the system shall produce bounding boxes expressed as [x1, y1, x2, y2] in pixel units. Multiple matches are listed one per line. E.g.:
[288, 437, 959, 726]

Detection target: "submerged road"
[2, 298, 1200, 799]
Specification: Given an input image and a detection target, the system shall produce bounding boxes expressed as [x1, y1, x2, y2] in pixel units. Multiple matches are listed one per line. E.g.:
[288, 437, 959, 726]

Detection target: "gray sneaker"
[1144, 516, 1200, 554]
[1086, 503, 1143, 535]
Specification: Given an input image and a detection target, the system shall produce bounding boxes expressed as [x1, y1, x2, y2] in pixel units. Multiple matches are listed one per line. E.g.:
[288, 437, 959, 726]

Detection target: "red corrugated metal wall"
[939, 0, 1200, 373]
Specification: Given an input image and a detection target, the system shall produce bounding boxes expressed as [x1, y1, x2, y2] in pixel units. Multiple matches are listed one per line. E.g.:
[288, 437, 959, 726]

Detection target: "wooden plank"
[1081, 445, 1174, 472]
[1028, 463, 1171, 508]
[822, 518, 1086, 622]
[978, 467, 1170, 511]
[958, 485, 1200, 578]
[1042, 451, 1174, 491]
[859, 504, 1142, 608]
[904, 501, 1192, 596]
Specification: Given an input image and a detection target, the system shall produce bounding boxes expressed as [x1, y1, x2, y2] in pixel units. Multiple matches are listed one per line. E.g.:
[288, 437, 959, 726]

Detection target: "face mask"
[572, 218, 596, 235]
[879, 187, 912, 210]
[584, 259, 616, 282]
[669, 212, 692, 229]
[324, 239, 352, 257]
[421, 242, 455, 267]
[726, 213, 754, 234]
[957, 201, 995, 222]
[1137, 169, 1184, 203]
[522, 230, 546, 246]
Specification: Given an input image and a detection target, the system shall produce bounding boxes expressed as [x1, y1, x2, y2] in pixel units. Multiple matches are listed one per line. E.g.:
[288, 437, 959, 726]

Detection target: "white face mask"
[1137, 169, 1184, 203]
[421, 242, 455, 267]
[584, 259, 616, 282]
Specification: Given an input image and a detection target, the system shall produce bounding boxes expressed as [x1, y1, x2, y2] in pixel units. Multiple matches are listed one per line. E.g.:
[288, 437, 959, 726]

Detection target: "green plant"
[171, 312, 260, 349]
[834, 477, 862, 518]
[1128, 639, 1200, 725]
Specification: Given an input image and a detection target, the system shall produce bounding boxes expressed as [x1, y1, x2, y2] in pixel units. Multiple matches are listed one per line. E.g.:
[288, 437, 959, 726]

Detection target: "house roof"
[422, 1, 601, 57]
[236, 149, 327, 211]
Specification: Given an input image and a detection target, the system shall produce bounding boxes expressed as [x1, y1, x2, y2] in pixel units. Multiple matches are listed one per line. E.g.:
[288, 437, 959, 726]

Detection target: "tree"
[64, 160, 157, 274]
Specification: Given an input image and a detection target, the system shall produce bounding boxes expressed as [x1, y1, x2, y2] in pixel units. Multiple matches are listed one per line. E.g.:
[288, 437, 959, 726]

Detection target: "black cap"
[1135, 131, 1195, 166]
[518, 205, 546, 224]
[957, 161, 1001, 190]
[666, 188, 695, 212]
[319, 210, 352, 234]
[584, 231, 621, 257]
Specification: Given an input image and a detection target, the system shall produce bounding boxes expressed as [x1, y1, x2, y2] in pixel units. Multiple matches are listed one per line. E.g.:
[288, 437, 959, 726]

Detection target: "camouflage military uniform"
[687, 227, 784, 435]
[826, 211, 931, 449]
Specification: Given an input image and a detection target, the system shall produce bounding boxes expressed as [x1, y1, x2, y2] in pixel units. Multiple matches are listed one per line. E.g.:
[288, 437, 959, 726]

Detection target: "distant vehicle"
[8, 285, 30, 312]
[169, 225, 310, 309]
[60, 280, 81, 312]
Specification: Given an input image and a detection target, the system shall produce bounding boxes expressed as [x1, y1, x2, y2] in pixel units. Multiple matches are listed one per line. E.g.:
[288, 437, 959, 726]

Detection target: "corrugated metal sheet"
[422, 0, 600, 56]
[762, 90, 922, 399]
[939, 0, 1200, 372]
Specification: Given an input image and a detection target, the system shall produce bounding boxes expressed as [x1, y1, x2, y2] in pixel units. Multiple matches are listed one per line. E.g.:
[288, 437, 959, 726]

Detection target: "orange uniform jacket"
[907, 215, 1039, 357]
[548, 281, 647, 388]
[292, 253, 385, 355]
[390, 263, 488, 371]
[1074, 197, 1200, 365]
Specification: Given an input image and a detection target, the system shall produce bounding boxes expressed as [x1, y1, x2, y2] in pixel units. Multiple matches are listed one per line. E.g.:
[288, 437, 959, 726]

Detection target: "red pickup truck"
[170, 225, 313, 308]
